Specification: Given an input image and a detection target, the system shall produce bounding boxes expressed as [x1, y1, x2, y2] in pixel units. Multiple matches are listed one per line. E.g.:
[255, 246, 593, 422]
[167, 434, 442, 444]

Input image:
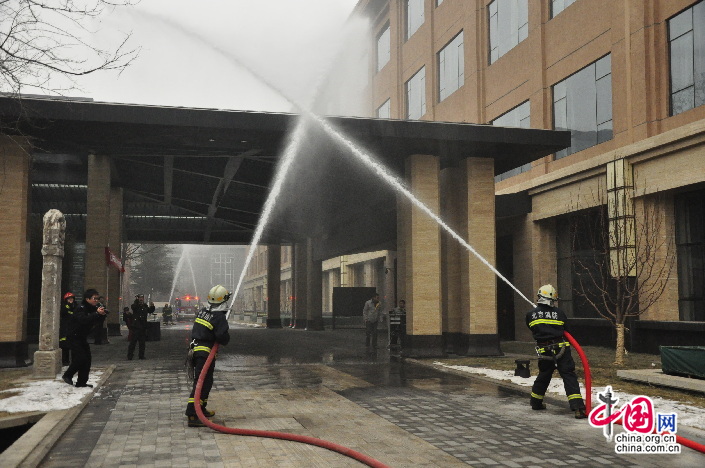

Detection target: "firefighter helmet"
[207, 285, 231, 305]
[63, 292, 75, 300]
[537, 284, 558, 305]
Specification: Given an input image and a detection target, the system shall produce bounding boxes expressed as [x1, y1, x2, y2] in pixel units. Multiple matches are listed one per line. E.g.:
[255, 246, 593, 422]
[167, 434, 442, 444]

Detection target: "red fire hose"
[193, 343, 391, 468]
[564, 331, 705, 454]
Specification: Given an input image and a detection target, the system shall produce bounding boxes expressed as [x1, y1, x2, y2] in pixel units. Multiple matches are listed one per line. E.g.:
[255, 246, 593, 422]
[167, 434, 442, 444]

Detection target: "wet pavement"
[34, 321, 705, 467]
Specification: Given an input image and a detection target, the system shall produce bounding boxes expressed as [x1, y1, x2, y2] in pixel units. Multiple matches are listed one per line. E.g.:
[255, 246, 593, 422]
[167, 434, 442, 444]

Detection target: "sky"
[58, 0, 363, 112]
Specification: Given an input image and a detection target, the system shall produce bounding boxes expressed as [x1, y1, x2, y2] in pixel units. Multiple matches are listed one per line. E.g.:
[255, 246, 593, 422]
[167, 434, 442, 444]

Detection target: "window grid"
[439, 31, 465, 102]
[488, 0, 528, 64]
[377, 99, 391, 119]
[493, 101, 531, 182]
[406, 67, 426, 120]
[552, 55, 613, 159]
[406, 0, 424, 40]
[668, 1, 705, 116]
[376, 24, 390, 72]
[551, 0, 577, 18]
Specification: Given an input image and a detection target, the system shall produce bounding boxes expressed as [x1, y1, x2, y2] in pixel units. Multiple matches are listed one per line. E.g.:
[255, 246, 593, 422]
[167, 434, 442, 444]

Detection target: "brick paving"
[33, 322, 705, 467]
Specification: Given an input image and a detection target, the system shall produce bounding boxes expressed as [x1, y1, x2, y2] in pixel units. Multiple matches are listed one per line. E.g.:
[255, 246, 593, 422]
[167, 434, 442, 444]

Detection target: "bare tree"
[569, 189, 675, 365]
[0, 0, 139, 96]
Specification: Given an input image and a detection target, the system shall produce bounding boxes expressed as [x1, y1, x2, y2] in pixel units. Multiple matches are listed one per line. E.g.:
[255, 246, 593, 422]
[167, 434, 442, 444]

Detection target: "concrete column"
[34, 210, 66, 377]
[266, 245, 282, 328]
[395, 195, 407, 310]
[306, 239, 324, 331]
[459, 157, 500, 355]
[440, 166, 463, 352]
[512, 216, 536, 341]
[0, 137, 31, 368]
[107, 187, 123, 336]
[400, 154, 443, 357]
[292, 242, 308, 328]
[383, 254, 396, 310]
[84, 154, 111, 308]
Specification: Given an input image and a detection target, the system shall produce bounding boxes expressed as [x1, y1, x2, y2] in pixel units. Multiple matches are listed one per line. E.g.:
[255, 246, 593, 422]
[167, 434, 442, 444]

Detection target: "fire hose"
[193, 343, 391, 468]
[564, 331, 705, 454]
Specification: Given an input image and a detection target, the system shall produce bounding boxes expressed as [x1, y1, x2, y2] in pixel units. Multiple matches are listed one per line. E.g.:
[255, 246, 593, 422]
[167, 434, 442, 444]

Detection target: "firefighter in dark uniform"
[128, 294, 154, 360]
[60, 292, 76, 366]
[526, 284, 587, 419]
[61, 289, 107, 387]
[162, 303, 173, 325]
[185, 284, 231, 427]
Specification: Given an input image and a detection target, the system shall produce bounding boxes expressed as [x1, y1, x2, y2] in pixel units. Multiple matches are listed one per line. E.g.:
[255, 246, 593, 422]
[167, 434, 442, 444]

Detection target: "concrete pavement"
[4, 321, 705, 467]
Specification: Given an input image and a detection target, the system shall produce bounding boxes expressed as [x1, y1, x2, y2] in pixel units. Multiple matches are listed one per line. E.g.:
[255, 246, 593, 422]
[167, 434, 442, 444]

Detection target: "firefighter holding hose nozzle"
[185, 284, 231, 427]
[526, 285, 587, 419]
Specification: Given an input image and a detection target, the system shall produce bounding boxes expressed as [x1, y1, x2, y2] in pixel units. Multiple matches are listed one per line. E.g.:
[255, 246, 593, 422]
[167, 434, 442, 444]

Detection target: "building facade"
[355, 0, 705, 350]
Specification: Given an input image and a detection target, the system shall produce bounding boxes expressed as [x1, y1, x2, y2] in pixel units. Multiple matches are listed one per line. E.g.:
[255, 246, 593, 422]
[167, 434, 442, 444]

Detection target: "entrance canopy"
[0, 96, 568, 258]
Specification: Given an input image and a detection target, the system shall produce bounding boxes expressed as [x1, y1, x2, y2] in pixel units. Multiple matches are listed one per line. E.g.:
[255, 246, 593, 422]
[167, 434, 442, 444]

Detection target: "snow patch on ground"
[0, 370, 103, 414]
[435, 362, 705, 430]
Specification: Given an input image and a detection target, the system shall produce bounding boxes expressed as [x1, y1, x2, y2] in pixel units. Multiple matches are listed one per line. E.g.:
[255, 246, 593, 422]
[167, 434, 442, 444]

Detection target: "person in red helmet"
[60, 292, 76, 366]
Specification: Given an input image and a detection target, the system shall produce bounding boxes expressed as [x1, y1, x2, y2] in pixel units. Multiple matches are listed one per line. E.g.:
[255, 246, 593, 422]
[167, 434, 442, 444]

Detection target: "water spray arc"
[148, 16, 536, 308]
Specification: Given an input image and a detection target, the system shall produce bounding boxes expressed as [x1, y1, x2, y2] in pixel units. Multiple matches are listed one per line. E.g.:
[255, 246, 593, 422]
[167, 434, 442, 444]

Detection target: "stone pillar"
[399, 154, 444, 357]
[107, 187, 123, 336]
[292, 242, 308, 328]
[459, 157, 500, 355]
[306, 239, 324, 331]
[33, 210, 66, 377]
[84, 154, 111, 310]
[440, 166, 463, 353]
[266, 245, 282, 328]
[0, 137, 31, 368]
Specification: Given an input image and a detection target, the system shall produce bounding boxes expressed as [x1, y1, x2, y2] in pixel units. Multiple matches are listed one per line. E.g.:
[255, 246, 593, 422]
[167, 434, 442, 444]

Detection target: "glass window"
[551, 0, 577, 18]
[676, 189, 705, 321]
[406, 67, 426, 119]
[377, 99, 391, 119]
[376, 24, 390, 72]
[438, 32, 464, 101]
[437, 0, 444, 6]
[407, 0, 424, 40]
[669, 2, 705, 116]
[553, 55, 612, 159]
[488, 0, 528, 64]
[493, 101, 531, 181]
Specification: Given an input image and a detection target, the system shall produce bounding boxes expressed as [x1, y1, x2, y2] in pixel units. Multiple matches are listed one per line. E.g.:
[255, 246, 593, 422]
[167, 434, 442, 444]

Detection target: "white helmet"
[207, 285, 231, 305]
[537, 284, 558, 305]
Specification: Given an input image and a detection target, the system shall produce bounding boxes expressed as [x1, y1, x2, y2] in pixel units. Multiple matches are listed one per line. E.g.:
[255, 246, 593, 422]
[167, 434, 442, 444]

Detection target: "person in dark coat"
[526, 284, 587, 419]
[185, 284, 230, 427]
[61, 289, 107, 388]
[128, 294, 154, 360]
[60, 292, 76, 366]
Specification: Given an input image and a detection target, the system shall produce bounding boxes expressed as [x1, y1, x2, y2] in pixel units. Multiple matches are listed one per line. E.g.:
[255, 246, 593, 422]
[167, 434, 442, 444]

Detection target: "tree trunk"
[614, 323, 626, 366]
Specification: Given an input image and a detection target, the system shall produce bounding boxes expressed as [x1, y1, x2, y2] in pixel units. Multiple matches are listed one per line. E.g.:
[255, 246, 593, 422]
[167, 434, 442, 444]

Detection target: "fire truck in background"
[175, 295, 200, 320]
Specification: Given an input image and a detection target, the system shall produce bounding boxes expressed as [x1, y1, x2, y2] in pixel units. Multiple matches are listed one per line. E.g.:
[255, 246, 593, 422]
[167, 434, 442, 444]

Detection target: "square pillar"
[292, 242, 307, 328]
[399, 154, 444, 357]
[266, 245, 282, 328]
[107, 187, 123, 336]
[440, 166, 463, 352]
[459, 157, 501, 355]
[306, 239, 324, 331]
[84, 154, 111, 301]
[0, 137, 31, 367]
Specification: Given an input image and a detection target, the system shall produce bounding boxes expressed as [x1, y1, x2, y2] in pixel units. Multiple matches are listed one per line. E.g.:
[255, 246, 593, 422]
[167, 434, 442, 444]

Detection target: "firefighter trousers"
[530, 347, 585, 410]
[185, 352, 216, 416]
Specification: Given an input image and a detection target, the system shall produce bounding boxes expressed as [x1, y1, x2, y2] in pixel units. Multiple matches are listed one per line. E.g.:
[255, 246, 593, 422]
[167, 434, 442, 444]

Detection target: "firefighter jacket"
[66, 299, 103, 341]
[131, 300, 154, 330]
[525, 304, 570, 342]
[191, 303, 230, 351]
[59, 299, 76, 346]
